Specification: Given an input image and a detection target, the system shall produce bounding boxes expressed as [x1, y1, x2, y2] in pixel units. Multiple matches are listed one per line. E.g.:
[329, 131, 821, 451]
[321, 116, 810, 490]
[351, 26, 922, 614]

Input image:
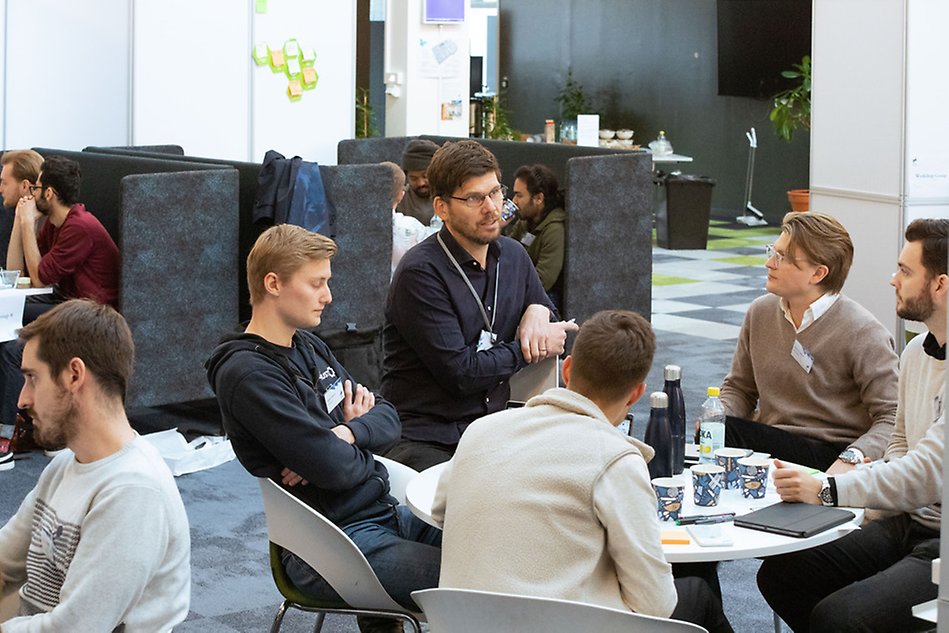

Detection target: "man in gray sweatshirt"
[757, 218, 948, 633]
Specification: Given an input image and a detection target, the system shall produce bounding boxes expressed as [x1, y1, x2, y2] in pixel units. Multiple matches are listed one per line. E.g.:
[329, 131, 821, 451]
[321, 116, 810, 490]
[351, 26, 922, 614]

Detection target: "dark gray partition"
[120, 169, 239, 408]
[563, 153, 653, 326]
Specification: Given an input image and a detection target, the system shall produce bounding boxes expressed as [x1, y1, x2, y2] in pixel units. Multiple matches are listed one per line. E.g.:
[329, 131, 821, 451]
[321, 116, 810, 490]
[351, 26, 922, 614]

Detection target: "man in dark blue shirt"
[383, 140, 578, 470]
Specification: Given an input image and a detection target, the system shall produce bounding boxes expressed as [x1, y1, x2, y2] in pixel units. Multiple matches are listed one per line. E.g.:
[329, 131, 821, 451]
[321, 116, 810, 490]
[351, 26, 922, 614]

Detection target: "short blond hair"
[1, 149, 43, 184]
[380, 161, 405, 208]
[247, 225, 337, 305]
[782, 212, 853, 293]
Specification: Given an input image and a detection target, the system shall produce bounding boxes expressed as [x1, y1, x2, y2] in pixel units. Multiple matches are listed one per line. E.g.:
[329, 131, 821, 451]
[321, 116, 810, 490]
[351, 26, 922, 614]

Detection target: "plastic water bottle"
[663, 365, 686, 475]
[645, 392, 672, 479]
[699, 387, 725, 463]
[617, 412, 634, 437]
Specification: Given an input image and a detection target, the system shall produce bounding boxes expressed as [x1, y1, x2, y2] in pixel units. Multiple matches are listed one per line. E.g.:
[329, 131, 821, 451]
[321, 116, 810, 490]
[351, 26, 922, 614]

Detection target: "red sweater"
[37, 204, 120, 307]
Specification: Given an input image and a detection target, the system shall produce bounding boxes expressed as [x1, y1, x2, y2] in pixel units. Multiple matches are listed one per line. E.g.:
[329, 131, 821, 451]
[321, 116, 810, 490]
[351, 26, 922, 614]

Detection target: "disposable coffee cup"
[714, 447, 747, 490]
[737, 457, 771, 499]
[691, 464, 725, 507]
[652, 477, 685, 522]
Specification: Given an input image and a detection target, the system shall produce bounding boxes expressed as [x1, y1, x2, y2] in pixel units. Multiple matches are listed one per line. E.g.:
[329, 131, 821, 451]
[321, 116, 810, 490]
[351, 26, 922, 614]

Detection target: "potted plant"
[555, 69, 591, 144]
[769, 55, 811, 211]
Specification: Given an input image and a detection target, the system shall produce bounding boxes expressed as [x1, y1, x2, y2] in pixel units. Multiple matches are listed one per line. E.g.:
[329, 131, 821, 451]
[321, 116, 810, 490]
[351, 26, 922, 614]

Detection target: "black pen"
[676, 513, 735, 526]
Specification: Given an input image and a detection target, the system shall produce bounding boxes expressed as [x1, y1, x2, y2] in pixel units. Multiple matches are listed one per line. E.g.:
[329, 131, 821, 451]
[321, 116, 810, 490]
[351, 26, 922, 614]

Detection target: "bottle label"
[698, 421, 725, 463]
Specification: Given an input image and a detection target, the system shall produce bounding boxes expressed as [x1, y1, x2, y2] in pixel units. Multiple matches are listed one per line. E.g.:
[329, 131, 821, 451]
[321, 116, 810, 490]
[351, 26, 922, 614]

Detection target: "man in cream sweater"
[432, 310, 732, 632]
[720, 211, 898, 473]
[757, 218, 948, 633]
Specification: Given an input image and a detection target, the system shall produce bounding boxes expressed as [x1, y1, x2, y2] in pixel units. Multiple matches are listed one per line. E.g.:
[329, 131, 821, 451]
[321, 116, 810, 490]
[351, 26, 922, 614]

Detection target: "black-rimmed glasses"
[447, 185, 507, 209]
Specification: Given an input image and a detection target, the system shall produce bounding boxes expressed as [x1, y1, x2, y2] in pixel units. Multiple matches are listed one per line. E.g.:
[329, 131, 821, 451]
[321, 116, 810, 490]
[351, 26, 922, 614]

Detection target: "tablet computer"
[734, 502, 855, 538]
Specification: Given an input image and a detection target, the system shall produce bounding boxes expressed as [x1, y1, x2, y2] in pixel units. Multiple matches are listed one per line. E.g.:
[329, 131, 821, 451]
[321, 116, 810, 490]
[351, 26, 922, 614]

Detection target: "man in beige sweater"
[720, 212, 898, 473]
[757, 218, 947, 632]
[432, 310, 732, 632]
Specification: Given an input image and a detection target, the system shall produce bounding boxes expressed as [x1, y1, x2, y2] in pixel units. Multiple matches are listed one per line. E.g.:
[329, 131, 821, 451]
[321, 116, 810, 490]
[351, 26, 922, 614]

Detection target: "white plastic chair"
[257, 455, 423, 633]
[412, 588, 708, 633]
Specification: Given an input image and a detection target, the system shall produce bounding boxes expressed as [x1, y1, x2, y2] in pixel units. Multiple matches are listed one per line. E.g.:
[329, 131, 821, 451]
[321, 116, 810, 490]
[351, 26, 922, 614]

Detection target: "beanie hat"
[401, 139, 439, 172]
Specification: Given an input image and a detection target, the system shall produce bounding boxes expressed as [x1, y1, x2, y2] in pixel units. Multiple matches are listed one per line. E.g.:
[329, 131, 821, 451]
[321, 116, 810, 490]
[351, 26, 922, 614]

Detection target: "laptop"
[734, 502, 855, 538]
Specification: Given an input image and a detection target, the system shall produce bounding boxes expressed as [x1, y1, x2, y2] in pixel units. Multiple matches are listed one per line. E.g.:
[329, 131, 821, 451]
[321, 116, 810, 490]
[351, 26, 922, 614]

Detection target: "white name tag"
[791, 339, 814, 373]
[520, 233, 536, 247]
[477, 329, 497, 352]
[323, 378, 344, 412]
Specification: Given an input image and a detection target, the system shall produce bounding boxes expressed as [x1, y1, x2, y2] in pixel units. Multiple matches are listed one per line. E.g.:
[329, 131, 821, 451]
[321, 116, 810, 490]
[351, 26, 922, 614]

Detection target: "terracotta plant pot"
[787, 189, 810, 212]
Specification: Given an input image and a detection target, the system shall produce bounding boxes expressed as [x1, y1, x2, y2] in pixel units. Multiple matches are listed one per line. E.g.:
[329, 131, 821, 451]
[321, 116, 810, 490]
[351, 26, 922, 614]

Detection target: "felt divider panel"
[83, 146, 262, 322]
[562, 153, 653, 332]
[313, 164, 392, 332]
[120, 169, 239, 408]
[103, 145, 185, 155]
[337, 137, 414, 167]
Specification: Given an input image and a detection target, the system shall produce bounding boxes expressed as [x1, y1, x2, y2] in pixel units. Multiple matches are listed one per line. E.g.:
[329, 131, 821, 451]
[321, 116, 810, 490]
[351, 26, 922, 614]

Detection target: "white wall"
[385, 0, 470, 137]
[132, 0, 250, 160]
[2, 0, 130, 150]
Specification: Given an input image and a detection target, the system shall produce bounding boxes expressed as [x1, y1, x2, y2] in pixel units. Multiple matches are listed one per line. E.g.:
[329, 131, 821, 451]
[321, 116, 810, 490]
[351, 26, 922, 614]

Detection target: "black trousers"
[671, 576, 734, 633]
[384, 438, 456, 471]
[757, 514, 939, 633]
[724, 415, 847, 471]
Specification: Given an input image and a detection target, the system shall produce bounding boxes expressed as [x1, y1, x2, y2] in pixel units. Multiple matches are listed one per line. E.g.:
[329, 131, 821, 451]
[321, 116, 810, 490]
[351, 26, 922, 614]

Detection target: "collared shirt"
[382, 226, 554, 445]
[780, 292, 840, 333]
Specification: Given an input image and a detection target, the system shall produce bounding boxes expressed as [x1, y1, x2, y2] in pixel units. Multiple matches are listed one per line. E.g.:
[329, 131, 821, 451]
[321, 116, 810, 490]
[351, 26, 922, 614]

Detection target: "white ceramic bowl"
[616, 129, 634, 140]
[598, 129, 615, 140]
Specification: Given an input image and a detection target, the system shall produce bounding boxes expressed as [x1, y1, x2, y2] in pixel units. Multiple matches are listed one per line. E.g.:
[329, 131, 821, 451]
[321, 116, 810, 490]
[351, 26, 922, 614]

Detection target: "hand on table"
[280, 467, 308, 487]
[342, 379, 375, 422]
[772, 459, 822, 505]
[517, 304, 579, 363]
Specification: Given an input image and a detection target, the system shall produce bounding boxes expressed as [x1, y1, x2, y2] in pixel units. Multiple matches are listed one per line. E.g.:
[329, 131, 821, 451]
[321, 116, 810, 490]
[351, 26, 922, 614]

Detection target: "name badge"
[323, 378, 344, 412]
[477, 329, 497, 352]
[520, 233, 536, 247]
[791, 339, 814, 373]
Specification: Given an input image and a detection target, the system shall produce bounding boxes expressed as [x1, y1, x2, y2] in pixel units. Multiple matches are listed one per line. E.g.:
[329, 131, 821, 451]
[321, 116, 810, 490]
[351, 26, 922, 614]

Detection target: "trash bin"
[654, 173, 716, 249]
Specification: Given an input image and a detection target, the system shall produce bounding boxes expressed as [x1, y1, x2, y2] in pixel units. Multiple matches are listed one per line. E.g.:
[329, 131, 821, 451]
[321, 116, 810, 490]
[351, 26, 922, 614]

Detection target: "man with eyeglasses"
[396, 139, 439, 225]
[719, 211, 898, 473]
[0, 155, 119, 464]
[383, 140, 579, 470]
[757, 218, 947, 632]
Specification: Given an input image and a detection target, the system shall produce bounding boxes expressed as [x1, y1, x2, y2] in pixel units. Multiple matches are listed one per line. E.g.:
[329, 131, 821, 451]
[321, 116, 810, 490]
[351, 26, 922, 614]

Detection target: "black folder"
[734, 502, 856, 538]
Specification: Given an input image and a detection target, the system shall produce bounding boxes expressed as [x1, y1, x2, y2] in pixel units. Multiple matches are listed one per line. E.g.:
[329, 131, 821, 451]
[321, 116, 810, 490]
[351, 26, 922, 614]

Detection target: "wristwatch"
[837, 448, 864, 465]
[818, 479, 836, 506]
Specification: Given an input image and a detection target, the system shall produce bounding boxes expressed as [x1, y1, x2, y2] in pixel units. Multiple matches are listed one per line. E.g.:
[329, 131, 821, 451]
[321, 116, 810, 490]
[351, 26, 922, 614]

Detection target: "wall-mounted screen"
[424, 0, 466, 24]
[717, 0, 811, 100]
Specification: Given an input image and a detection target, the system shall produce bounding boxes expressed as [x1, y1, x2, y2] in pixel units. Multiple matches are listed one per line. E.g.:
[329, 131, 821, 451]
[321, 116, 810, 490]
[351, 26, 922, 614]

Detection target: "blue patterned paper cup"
[737, 457, 771, 499]
[652, 477, 685, 522]
[714, 447, 748, 490]
[691, 464, 724, 507]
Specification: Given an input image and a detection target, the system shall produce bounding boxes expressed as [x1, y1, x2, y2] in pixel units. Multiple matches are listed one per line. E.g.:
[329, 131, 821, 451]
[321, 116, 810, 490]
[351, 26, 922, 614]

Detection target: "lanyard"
[437, 233, 499, 334]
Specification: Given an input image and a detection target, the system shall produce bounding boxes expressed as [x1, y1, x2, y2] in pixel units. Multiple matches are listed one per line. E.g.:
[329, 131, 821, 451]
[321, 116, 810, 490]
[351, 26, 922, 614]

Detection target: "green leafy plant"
[355, 87, 379, 138]
[482, 90, 519, 141]
[555, 69, 591, 121]
[769, 55, 811, 142]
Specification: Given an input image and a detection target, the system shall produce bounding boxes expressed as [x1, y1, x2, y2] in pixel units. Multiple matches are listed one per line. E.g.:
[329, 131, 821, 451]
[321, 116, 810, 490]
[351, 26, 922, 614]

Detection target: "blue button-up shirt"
[382, 226, 555, 445]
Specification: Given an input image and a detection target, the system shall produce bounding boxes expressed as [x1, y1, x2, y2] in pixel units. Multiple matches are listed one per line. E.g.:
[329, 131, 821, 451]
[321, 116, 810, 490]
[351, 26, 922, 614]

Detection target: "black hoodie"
[206, 329, 401, 527]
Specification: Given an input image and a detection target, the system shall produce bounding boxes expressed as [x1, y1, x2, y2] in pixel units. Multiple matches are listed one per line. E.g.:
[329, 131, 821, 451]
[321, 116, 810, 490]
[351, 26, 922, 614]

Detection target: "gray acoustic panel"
[120, 169, 239, 408]
[562, 153, 653, 328]
[314, 164, 392, 332]
[337, 137, 417, 166]
[102, 144, 185, 155]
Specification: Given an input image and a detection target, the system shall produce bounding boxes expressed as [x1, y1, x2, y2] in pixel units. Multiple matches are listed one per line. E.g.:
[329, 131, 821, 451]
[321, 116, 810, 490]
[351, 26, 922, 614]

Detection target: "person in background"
[0, 300, 191, 631]
[433, 310, 732, 633]
[383, 140, 577, 471]
[395, 139, 439, 225]
[384, 161, 436, 277]
[720, 211, 897, 473]
[504, 164, 567, 310]
[757, 218, 948, 633]
[0, 150, 43, 467]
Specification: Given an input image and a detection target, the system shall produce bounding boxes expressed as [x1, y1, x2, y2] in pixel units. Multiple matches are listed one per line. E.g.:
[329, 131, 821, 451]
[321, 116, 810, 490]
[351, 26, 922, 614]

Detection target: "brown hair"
[381, 161, 405, 208]
[427, 139, 501, 200]
[1, 149, 43, 184]
[781, 211, 853, 293]
[19, 299, 134, 402]
[569, 310, 655, 403]
[247, 224, 337, 305]
[905, 218, 949, 279]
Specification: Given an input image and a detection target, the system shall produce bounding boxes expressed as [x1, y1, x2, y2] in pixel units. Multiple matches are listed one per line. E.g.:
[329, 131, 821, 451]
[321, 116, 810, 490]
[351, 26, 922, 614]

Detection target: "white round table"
[404, 461, 864, 564]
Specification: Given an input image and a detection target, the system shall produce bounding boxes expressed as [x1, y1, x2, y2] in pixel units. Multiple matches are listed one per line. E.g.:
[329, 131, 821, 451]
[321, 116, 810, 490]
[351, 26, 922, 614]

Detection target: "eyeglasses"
[28, 184, 45, 195]
[765, 243, 796, 267]
[446, 185, 507, 209]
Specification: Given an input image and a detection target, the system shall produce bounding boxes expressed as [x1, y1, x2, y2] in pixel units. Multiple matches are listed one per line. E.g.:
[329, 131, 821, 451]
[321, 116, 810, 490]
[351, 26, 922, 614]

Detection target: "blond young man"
[720, 212, 898, 473]
[206, 225, 440, 633]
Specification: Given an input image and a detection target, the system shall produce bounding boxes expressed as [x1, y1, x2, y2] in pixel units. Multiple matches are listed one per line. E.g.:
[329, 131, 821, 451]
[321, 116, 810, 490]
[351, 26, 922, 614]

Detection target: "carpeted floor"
[1, 219, 789, 632]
